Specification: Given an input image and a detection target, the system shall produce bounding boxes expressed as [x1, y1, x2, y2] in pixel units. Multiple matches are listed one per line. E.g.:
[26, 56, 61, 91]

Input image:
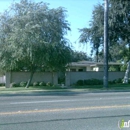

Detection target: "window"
[70, 69, 76, 72]
[78, 69, 83, 72]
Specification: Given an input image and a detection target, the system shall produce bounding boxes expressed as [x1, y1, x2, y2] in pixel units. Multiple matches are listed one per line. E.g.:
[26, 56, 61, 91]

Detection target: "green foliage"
[58, 77, 65, 84]
[79, 1, 130, 62]
[0, 83, 5, 86]
[120, 64, 127, 71]
[85, 79, 103, 85]
[76, 79, 103, 86]
[108, 78, 123, 84]
[39, 81, 46, 86]
[10, 82, 18, 87]
[71, 51, 92, 62]
[109, 66, 117, 71]
[108, 81, 114, 85]
[0, 0, 72, 72]
[46, 82, 52, 87]
[20, 82, 27, 87]
[33, 82, 39, 86]
[128, 79, 130, 84]
[109, 0, 130, 43]
[79, 4, 104, 62]
[76, 80, 84, 86]
[31, 84, 62, 89]
[76, 78, 124, 86]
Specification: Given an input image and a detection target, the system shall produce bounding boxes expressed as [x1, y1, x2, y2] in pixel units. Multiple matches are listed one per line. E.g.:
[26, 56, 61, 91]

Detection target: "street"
[0, 91, 130, 130]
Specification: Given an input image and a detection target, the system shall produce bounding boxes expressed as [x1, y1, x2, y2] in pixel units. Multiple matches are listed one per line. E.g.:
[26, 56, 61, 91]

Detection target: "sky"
[0, 0, 103, 55]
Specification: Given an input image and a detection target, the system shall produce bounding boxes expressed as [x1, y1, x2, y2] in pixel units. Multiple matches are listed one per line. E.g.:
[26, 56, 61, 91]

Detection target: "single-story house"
[66, 61, 122, 72]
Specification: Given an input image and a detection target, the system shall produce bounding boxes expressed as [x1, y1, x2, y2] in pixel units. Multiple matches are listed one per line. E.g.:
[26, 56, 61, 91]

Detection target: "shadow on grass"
[0, 84, 130, 97]
[71, 83, 130, 89]
[0, 91, 82, 97]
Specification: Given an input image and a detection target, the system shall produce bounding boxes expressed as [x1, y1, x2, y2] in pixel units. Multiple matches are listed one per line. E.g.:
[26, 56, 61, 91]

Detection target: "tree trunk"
[26, 71, 35, 88]
[96, 49, 99, 62]
[123, 61, 130, 84]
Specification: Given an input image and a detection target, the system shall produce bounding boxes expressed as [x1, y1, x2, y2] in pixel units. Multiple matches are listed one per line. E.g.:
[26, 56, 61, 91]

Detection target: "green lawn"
[0, 83, 130, 94]
[0, 85, 66, 94]
[0, 86, 63, 91]
[71, 83, 130, 90]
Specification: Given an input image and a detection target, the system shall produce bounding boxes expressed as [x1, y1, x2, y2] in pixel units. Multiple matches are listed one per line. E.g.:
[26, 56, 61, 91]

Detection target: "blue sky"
[0, 0, 103, 55]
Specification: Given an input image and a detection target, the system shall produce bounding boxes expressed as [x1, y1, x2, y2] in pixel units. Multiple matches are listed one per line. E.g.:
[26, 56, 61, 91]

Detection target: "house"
[67, 61, 122, 72]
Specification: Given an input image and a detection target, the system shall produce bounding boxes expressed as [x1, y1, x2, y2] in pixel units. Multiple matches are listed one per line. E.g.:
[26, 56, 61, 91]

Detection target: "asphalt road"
[0, 91, 130, 130]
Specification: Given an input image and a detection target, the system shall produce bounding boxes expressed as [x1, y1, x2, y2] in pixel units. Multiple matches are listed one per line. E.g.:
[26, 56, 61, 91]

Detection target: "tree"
[109, 0, 130, 43]
[109, 0, 130, 83]
[0, 0, 72, 87]
[71, 51, 92, 62]
[79, 0, 130, 84]
[79, 0, 130, 62]
[79, 4, 104, 62]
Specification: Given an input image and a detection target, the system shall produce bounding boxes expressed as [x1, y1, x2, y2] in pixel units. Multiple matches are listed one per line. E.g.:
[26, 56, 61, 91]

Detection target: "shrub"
[86, 79, 93, 85]
[83, 79, 103, 85]
[33, 82, 39, 86]
[109, 78, 123, 84]
[112, 80, 116, 84]
[84, 79, 91, 85]
[113, 78, 122, 84]
[39, 81, 46, 86]
[20, 81, 27, 87]
[0, 83, 5, 86]
[108, 81, 114, 85]
[112, 79, 119, 84]
[128, 79, 130, 84]
[58, 77, 65, 84]
[84, 80, 89, 85]
[92, 79, 103, 85]
[10, 82, 17, 87]
[90, 79, 97, 85]
[116, 78, 122, 83]
[76, 80, 84, 86]
[46, 82, 52, 86]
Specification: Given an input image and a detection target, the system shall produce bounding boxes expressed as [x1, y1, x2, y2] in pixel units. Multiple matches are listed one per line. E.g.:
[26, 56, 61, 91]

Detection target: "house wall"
[92, 66, 104, 71]
[69, 64, 122, 72]
[65, 71, 126, 86]
[99, 66, 104, 71]
[69, 67, 86, 72]
[86, 66, 92, 71]
[0, 76, 6, 83]
[6, 72, 58, 88]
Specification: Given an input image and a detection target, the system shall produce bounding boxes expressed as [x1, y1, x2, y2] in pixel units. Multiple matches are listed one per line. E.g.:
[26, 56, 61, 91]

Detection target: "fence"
[6, 72, 58, 88]
[65, 71, 126, 86]
[5, 71, 127, 87]
[0, 76, 6, 83]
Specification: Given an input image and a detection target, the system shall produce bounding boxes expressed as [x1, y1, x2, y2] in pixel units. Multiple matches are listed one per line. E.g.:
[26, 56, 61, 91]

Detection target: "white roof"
[68, 61, 122, 67]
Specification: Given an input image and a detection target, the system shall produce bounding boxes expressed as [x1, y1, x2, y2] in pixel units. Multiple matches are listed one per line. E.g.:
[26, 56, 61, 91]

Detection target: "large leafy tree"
[109, 0, 130, 83]
[71, 51, 92, 62]
[104, 0, 130, 83]
[79, 0, 130, 63]
[79, 0, 130, 83]
[0, 0, 72, 87]
[79, 4, 104, 62]
[109, 0, 130, 59]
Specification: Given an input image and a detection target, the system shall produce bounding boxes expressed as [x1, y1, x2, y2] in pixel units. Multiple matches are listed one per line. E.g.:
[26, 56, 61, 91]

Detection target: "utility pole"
[103, 0, 108, 88]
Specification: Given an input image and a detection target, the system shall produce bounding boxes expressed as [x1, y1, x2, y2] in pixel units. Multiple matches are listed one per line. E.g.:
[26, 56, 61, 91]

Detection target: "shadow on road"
[0, 114, 130, 126]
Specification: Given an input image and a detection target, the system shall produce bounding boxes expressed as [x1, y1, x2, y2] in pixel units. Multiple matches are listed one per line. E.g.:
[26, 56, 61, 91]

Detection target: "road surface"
[0, 91, 130, 130]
